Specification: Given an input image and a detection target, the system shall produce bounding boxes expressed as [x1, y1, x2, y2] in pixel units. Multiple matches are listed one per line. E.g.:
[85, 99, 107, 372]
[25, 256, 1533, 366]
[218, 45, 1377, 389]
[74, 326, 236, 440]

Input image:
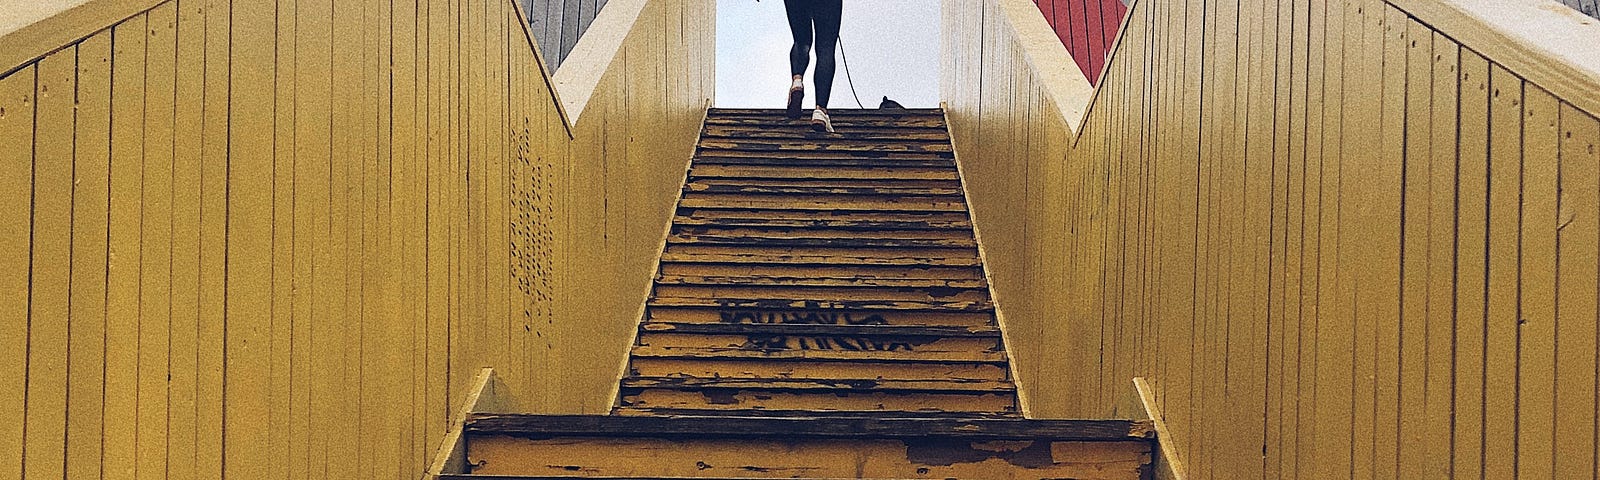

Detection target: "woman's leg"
[783, 0, 814, 77]
[809, 0, 842, 108]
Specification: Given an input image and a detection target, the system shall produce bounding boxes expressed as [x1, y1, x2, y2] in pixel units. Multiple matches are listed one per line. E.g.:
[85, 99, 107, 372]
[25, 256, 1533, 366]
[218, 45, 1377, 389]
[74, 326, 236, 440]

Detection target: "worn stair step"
[467, 414, 1150, 440]
[646, 307, 995, 327]
[671, 215, 970, 231]
[678, 207, 969, 223]
[690, 164, 959, 180]
[639, 322, 999, 337]
[652, 284, 987, 302]
[703, 125, 950, 140]
[674, 225, 973, 240]
[705, 116, 947, 129]
[629, 343, 1005, 362]
[629, 357, 1010, 382]
[657, 263, 983, 280]
[691, 156, 953, 168]
[665, 243, 978, 259]
[711, 107, 947, 116]
[659, 251, 981, 267]
[698, 138, 954, 153]
[655, 274, 983, 289]
[679, 197, 969, 212]
[618, 387, 1017, 413]
[684, 182, 961, 197]
[465, 437, 1146, 479]
[649, 297, 992, 313]
[464, 414, 1151, 479]
[636, 332, 1002, 354]
[607, 407, 1021, 419]
[441, 476, 937, 480]
[667, 234, 975, 249]
[685, 176, 963, 189]
[619, 376, 1015, 393]
[696, 148, 952, 161]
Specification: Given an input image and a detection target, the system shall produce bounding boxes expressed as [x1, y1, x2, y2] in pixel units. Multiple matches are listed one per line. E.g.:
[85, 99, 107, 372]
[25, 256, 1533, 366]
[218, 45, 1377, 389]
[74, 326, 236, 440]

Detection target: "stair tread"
[654, 274, 984, 289]
[659, 252, 983, 267]
[667, 234, 976, 248]
[619, 376, 1016, 393]
[465, 413, 1152, 440]
[639, 322, 999, 335]
[647, 297, 993, 311]
[672, 216, 971, 230]
[628, 345, 1005, 363]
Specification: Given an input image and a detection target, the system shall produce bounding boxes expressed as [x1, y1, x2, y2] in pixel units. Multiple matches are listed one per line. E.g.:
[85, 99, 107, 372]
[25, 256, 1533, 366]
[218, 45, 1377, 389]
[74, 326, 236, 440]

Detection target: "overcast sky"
[715, 0, 941, 109]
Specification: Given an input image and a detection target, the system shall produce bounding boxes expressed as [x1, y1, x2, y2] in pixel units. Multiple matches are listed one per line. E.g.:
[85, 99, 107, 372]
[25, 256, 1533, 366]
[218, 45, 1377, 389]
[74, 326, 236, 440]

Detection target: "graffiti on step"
[716, 308, 915, 352]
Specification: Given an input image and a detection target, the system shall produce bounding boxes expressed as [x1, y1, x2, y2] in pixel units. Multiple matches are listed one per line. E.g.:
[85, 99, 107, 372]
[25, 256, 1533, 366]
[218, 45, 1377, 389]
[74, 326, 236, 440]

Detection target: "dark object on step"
[880, 96, 905, 110]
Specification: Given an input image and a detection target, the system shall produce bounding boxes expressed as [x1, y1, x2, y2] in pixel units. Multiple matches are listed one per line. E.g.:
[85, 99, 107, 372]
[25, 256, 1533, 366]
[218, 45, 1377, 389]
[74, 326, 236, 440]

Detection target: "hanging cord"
[837, 36, 866, 109]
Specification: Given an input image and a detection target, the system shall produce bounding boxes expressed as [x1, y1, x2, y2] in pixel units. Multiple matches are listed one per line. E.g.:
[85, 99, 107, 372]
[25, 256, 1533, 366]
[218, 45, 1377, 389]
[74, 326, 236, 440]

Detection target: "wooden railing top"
[993, 0, 1098, 134]
[0, 0, 164, 77]
[1392, 0, 1600, 116]
[549, 0, 648, 127]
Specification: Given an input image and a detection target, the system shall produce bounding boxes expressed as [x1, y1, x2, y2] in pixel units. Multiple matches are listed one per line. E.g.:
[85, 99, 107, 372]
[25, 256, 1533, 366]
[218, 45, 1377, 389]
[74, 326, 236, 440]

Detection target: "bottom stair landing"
[448, 413, 1155, 479]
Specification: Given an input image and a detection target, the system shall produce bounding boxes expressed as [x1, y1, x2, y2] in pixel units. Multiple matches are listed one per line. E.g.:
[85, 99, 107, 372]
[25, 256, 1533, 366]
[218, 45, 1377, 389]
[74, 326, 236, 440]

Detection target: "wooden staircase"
[445, 109, 1155, 479]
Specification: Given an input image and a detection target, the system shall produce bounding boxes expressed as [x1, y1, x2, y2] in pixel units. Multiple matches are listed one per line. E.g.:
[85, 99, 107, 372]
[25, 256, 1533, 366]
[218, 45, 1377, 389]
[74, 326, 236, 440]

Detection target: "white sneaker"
[811, 108, 834, 133]
[786, 77, 805, 119]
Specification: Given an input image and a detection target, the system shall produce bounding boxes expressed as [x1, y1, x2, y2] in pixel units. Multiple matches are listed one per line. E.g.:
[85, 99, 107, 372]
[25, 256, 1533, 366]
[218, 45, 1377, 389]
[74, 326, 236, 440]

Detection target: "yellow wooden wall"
[945, 0, 1600, 477]
[941, 0, 1091, 418]
[0, 0, 713, 477]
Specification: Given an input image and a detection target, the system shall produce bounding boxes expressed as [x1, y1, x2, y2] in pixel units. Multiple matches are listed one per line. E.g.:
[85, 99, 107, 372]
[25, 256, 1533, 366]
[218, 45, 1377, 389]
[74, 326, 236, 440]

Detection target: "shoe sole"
[811, 118, 832, 133]
[786, 88, 804, 119]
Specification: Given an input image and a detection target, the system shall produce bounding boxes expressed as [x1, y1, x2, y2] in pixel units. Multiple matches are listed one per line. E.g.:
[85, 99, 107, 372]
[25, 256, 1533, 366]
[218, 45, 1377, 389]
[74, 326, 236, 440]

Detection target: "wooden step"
[689, 164, 959, 180]
[676, 208, 970, 224]
[691, 156, 954, 168]
[659, 251, 982, 267]
[639, 322, 999, 337]
[656, 263, 984, 280]
[646, 297, 994, 312]
[635, 332, 1002, 357]
[685, 177, 963, 189]
[628, 344, 1005, 363]
[667, 233, 976, 249]
[654, 274, 984, 289]
[462, 414, 1153, 479]
[618, 387, 1017, 413]
[680, 197, 969, 212]
[662, 245, 980, 261]
[628, 357, 1011, 382]
[702, 124, 951, 140]
[684, 181, 962, 197]
[645, 307, 996, 327]
[697, 138, 955, 154]
[651, 285, 988, 303]
[619, 376, 1016, 393]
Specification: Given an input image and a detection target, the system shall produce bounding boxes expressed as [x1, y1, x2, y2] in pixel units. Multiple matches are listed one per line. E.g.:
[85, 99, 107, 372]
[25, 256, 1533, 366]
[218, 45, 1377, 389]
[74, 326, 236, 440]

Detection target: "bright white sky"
[715, 0, 941, 109]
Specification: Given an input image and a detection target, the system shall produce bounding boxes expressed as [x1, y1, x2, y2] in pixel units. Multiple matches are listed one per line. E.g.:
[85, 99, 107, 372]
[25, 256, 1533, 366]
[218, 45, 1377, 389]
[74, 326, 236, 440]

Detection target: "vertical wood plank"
[270, 0, 300, 475]
[67, 32, 112, 480]
[1518, 84, 1559, 480]
[1453, 48, 1491, 480]
[136, 6, 178, 478]
[1554, 104, 1600, 480]
[23, 46, 75, 480]
[195, 0, 229, 474]
[225, 0, 275, 472]
[1483, 63, 1523, 480]
[1397, 18, 1431, 479]
[1315, 0, 1352, 476]
[1423, 31, 1459, 480]
[168, 1, 208, 477]
[105, 16, 147, 480]
[0, 63, 32, 480]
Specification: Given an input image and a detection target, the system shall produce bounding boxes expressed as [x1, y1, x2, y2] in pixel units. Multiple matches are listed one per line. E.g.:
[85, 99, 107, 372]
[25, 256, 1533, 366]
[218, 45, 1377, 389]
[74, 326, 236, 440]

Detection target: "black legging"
[784, 0, 842, 109]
